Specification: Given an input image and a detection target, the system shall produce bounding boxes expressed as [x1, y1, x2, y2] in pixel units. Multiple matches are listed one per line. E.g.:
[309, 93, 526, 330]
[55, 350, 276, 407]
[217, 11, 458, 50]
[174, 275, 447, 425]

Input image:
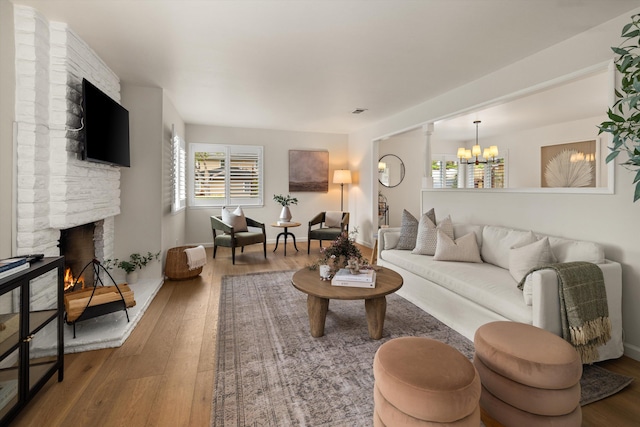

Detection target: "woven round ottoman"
[165, 246, 203, 280]
[474, 321, 583, 426]
[373, 337, 481, 426]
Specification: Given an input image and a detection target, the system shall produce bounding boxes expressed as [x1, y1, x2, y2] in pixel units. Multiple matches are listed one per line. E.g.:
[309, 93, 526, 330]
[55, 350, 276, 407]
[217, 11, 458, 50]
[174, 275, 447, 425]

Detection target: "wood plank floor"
[10, 243, 640, 426]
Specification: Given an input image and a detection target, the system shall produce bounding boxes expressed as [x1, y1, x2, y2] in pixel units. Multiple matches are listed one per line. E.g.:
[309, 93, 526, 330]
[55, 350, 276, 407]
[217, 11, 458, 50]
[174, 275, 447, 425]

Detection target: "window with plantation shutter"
[171, 131, 186, 213]
[188, 143, 263, 207]
[465, 159, 505, 188]
[432, 156, 460, 188]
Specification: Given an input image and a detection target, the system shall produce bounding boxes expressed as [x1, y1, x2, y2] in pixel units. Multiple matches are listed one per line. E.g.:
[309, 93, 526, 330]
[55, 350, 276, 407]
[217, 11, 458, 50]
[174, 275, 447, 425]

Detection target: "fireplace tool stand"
[64, 259, 132, 338]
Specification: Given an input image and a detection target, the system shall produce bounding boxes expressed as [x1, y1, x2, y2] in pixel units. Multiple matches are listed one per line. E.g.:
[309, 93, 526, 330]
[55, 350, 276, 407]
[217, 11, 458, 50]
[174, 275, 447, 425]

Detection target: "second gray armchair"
[307, 211, 349, 254]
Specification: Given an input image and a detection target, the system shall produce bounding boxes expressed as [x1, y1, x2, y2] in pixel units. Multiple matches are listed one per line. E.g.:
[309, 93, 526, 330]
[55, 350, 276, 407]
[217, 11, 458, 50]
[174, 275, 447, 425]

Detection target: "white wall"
[378, 128, 424, 227]
[185, 124, 348, 246]
[161, 94, 187, 256]
[118, 85, 164, 281]
[0, 0, 15, 259]
[348, 8, 640, 360]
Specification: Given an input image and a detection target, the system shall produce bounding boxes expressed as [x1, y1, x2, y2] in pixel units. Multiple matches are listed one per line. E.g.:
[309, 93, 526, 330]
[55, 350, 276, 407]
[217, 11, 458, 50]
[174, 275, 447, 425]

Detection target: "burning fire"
[64, 268, 85, 292]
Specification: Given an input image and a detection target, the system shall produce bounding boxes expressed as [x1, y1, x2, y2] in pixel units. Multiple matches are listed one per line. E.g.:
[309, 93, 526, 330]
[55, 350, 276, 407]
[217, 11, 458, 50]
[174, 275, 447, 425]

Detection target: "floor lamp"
[333, 169, 352, 211]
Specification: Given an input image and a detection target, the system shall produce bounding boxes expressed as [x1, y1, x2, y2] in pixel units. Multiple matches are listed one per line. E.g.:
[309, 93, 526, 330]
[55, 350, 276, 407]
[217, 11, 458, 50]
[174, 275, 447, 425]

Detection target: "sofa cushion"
[433, 231, 483, 263]
[397, 209, 435, 250]
[453, 224, 484, 248]
[412, 215, 453, 255]
[508, 237, 557, 283]
[481, 226, 537, 269]
[221, 206, 248, 232]
[542, 235, 605, 264]
[381, 249, 531, 324]
[383, 231, 400, 250]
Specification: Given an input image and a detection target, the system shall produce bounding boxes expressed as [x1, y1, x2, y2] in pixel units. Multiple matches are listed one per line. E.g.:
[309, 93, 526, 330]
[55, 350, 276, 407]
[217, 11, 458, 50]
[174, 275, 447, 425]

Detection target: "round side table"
[271, 222, 301, 256]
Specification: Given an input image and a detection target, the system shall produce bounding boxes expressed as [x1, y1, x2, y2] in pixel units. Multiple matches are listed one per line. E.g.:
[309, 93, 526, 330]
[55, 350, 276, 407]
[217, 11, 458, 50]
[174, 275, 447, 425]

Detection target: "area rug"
[212, 270, 633, 426]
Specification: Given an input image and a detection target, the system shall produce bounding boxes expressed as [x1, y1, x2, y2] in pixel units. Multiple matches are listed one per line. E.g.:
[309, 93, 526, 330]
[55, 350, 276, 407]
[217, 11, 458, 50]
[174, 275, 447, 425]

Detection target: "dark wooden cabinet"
[0, 257, 64, 425]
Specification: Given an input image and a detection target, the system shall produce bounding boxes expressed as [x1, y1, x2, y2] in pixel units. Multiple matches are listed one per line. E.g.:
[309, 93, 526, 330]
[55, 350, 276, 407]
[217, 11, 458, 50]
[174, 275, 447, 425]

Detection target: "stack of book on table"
[0, 258, 29, 280]
[331, 268, 376, 288]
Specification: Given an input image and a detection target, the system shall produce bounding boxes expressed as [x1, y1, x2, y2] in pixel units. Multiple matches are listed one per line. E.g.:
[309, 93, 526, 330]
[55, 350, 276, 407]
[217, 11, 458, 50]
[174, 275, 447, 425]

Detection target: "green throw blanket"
[519, 261, 611, 364]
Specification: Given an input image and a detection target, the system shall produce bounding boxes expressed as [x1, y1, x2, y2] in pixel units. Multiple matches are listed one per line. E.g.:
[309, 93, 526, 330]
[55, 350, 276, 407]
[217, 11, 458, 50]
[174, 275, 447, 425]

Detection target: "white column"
[422, 123, 434, 189]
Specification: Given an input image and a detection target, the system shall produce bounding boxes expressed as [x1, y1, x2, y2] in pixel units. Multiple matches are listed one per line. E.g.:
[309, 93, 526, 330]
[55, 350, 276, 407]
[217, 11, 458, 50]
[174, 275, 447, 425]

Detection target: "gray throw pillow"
[412, 215, 454, 255]
[397, 209, 435, 250]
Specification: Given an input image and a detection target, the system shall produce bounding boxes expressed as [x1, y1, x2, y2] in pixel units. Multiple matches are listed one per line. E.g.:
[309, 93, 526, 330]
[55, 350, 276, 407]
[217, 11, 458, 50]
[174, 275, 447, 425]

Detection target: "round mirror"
[378, 154, 405, 188]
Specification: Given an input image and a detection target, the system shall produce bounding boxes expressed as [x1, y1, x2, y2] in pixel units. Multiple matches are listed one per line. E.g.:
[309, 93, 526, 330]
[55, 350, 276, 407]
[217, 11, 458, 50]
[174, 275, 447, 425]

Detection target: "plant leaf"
[613, 47, 630, 56]
[634, 181, 640, 203]
[633, 169, 640, 184]
[606, 151, 621, 163]
[608, 111, 625, 122]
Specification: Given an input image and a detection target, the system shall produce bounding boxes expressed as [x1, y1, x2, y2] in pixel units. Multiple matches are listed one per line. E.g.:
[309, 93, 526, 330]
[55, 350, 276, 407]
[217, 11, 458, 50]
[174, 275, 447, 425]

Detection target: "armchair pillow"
[325, 211, 344, 228]
[221, 206, 248, 232]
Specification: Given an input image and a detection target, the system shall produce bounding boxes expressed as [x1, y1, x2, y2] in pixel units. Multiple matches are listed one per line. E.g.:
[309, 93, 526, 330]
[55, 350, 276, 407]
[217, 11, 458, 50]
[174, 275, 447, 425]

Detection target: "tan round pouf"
[473, 355, 580, 416]
[480, 384, 582, 427]
[373, 337, 481, 425]
[474, 322, 582, 426]
[474, 321, 582, 389]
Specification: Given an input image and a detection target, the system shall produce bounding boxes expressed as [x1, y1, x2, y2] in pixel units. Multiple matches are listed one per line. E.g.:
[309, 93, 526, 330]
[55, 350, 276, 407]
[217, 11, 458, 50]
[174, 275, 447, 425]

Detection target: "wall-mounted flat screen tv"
[82, 78, 130, 167]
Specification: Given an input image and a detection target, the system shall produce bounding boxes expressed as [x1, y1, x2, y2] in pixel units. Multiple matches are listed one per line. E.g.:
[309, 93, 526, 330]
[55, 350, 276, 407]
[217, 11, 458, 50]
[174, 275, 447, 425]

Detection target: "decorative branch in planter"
[598, 13, 640, 202]
[104, 251, 160, 282]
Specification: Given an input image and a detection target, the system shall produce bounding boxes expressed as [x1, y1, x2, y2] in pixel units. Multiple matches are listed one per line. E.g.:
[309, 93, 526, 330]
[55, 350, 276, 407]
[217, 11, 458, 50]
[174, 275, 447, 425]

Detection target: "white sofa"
[377, 223, 624, 362]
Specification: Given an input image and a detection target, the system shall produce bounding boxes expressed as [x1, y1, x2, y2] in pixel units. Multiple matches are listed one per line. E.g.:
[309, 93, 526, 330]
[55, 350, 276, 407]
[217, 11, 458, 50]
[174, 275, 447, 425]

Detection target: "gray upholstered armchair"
[210, 216, 267, 264]
[307, 211, 349, 254]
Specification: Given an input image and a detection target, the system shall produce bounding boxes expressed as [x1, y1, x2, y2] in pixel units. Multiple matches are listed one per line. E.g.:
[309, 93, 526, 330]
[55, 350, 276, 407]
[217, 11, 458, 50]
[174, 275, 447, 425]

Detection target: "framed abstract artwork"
[541, 140, 598, 188]
[289, 150, 329, 192]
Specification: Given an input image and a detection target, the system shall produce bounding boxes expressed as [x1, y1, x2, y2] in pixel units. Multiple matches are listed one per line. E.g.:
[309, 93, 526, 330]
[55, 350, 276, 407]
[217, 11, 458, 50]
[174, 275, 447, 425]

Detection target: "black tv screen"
[82, 78, 130, 167]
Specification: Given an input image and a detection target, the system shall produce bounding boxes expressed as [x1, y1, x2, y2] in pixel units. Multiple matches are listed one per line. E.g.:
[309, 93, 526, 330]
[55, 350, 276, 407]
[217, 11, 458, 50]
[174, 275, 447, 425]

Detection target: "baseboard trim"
[624, 341, 640, 362]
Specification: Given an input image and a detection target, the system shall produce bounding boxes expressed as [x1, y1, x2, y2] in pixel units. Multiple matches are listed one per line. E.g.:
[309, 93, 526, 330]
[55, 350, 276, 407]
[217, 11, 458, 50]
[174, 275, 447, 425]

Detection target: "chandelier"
[457, 120, 499, 165]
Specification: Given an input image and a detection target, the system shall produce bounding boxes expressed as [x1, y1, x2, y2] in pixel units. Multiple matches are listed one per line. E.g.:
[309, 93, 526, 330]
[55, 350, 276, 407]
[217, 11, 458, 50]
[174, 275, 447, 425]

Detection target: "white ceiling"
[432, 68, 610, 142]
[11, 0, 640, 134]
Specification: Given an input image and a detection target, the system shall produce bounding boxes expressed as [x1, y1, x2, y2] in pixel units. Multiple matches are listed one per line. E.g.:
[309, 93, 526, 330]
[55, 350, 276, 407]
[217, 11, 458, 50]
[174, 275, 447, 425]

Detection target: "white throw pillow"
[412, 215, 454, 255]
[481, 226, 537, 269]
[325, 211, 343, 228]
[433, 230, 483, 263]
[221, 206, 248, 232]
[522, 275, 534, 306]
[509, 237, 557, 283]
[384, 232, 400, 250]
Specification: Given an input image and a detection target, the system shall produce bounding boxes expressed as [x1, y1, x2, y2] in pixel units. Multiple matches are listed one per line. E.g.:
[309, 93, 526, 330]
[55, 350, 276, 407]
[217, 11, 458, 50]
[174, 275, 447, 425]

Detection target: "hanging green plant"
[598, 13, 640, 202]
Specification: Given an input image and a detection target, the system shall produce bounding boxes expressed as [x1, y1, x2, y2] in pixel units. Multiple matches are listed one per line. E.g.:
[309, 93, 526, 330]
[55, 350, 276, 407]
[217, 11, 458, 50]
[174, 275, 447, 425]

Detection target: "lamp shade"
[333, 169, 352, 184]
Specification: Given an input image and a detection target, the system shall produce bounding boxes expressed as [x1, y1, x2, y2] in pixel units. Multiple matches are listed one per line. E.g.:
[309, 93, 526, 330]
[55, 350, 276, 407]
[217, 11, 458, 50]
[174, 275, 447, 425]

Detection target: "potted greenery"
[273, 194, 298, 222]
[104, 251, 160, 283]
[598, 13, 640, 202]
[309, 231, 368, 278]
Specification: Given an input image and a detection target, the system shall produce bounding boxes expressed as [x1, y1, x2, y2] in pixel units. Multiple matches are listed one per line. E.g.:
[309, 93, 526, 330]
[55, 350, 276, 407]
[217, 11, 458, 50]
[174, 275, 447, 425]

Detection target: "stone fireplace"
[13, 6, 163, 355]
[14, 6, 121, 262]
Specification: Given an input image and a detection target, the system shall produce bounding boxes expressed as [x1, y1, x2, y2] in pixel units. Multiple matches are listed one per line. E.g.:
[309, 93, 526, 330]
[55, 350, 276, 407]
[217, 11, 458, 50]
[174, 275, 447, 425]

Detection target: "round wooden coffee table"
[291, 266, 403, 339]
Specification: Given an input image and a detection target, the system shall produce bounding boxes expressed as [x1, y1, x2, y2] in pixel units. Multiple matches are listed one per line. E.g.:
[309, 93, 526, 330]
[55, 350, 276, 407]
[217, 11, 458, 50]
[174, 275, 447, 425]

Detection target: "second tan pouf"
[373, 336, 481, 426]
[474, 321, 583, 427]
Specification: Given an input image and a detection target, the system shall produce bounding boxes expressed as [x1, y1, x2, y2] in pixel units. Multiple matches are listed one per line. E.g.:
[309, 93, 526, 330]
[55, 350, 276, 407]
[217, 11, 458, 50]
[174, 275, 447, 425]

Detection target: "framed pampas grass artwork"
[289, 150, 329, 192]
[541, 140, 598, 188]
